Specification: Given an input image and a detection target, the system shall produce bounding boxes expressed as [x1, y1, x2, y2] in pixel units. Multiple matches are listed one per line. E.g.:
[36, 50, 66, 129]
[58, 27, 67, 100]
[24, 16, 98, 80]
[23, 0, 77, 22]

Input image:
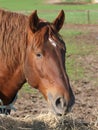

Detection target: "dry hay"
[0, 113, 95, 130]
[0, 115, 32, 130]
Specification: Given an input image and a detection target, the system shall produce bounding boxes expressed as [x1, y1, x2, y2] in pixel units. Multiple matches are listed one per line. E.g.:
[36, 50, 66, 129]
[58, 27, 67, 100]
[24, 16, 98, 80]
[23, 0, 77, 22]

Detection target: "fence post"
[87, 10, 90, 24]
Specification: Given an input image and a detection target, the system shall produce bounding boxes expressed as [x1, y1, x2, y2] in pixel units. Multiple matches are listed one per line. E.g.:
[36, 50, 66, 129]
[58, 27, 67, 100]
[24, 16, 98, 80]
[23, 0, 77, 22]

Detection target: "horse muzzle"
[48, 93, 75, 116]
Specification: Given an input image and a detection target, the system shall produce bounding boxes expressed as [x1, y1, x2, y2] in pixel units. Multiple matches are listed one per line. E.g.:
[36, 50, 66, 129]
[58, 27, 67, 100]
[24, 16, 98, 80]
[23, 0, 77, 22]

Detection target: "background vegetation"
[0, 0, 98, 24]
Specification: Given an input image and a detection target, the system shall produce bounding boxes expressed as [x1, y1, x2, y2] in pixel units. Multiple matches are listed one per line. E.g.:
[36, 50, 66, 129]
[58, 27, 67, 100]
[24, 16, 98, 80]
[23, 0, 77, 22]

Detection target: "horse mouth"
[47, 93, 74, 116]
[50, 103, 71, 116]
[48, 98, 71, 116]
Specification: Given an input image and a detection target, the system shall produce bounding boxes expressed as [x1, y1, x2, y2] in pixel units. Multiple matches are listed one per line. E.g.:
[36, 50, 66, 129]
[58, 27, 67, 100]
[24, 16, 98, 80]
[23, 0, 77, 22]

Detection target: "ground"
[0, 24, 98, 130]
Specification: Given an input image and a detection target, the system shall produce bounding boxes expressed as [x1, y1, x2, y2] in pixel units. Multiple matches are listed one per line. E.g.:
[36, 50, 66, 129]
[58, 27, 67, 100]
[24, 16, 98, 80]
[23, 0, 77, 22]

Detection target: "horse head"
[24, 10, 75, 116]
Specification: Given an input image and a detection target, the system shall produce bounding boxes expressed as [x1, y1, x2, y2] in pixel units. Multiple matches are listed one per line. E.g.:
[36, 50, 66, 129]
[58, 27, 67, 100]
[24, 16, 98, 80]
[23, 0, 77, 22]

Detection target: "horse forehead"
[49, 38, 57, 47]
[38, 21, 50, 29]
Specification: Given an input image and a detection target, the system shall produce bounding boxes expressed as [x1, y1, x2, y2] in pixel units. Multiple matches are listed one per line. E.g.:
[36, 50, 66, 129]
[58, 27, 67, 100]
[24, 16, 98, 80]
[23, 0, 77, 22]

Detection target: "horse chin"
[50, 106, 67, 117]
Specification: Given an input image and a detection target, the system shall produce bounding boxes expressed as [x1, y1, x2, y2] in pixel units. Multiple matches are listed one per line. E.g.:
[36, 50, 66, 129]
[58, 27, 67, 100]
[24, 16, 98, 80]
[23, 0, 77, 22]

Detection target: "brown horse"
[0, 9, 75, 115]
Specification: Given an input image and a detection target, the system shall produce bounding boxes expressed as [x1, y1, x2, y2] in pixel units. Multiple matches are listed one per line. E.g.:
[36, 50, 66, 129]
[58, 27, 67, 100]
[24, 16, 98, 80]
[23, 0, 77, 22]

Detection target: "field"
[0, 0, 98, 130]
[0, 0, 98, 24]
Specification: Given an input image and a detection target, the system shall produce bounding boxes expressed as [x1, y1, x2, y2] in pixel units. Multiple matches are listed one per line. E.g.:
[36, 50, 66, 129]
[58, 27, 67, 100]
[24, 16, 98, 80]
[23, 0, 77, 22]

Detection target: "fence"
[64, 10, 98, 24]
[20, 10, 98, 24]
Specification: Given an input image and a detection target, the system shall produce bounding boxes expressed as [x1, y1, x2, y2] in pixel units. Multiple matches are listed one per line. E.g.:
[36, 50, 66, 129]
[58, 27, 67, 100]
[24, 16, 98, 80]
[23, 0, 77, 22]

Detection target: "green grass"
[65, 42, 85, 81]
[66, 57, 84, 81]
[19, 83, 39, 95]
[60, 28, 97, 81]
[0, 0, 44, 11]
[61, 29, 84, 39]
[39, 10, 98, 24]
[23, 83, 38, 93]
[0, 0, 98, 24]
[0, 0, 98, 11]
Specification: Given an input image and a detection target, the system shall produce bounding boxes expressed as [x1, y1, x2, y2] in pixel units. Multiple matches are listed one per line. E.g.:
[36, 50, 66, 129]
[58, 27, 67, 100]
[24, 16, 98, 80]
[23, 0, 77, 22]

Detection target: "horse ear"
[53, 10, 65, 32]
[29, 10, 40, 33]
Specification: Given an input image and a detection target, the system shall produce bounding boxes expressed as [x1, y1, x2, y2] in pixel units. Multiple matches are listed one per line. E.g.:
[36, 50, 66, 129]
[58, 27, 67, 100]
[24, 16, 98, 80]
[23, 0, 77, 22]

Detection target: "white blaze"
[49, 38, 56, 47]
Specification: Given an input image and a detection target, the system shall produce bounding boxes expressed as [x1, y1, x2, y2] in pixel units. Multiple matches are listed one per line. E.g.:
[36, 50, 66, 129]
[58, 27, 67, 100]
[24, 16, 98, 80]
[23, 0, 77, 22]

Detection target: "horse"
[0, 9, 75, 115]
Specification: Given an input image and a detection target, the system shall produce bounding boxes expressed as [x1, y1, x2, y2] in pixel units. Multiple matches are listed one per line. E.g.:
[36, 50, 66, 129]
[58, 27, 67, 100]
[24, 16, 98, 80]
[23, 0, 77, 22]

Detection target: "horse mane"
[0, 9, 28, 71]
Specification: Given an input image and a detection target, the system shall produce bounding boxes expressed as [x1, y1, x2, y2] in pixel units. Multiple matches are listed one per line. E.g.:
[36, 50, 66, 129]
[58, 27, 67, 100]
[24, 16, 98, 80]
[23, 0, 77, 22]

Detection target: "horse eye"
[36, 53, 43, 58]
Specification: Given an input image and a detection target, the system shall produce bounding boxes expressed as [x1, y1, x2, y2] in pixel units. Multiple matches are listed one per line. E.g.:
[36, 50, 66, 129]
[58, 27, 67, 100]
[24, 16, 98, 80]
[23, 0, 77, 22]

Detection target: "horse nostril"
[55, 97, 66, 110]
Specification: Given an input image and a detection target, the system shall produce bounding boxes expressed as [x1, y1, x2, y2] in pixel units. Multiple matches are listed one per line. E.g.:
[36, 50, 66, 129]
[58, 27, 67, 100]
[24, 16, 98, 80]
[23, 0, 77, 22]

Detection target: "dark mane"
[0, 9, 28, 71]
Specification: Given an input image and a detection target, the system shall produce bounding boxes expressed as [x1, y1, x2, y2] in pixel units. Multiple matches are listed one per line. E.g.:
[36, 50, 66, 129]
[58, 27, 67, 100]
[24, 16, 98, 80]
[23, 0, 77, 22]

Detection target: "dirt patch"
[0, 24, 98, 130]
[47, 0, 90, 5]
[53, 2, 90, 5]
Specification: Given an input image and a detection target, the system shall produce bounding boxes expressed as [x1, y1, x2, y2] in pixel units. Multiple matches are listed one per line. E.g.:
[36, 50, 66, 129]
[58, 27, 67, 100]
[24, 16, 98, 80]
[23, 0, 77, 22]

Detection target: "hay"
[0, 113, 95, 130]
[0, 115, 32, 130]
[31, 113, 91, 130]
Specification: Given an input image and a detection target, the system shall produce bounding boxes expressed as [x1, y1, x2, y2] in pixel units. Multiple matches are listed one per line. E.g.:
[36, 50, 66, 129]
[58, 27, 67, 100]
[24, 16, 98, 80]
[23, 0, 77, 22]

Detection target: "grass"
[0, 0, 98, 24]
[0, 0, 98, 11]
[60, 28, 97, 81]
[61, 29, 84, 39]
[0, 0, 44, 11]
[21, 83, 38, 94]
[61, 29, 85, 80]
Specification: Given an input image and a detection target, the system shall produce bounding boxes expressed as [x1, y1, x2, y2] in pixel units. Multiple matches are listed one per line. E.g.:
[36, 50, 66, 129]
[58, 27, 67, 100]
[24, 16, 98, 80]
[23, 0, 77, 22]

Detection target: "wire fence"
[20, 10, 98, 25]
[64, 10, 98, 24]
